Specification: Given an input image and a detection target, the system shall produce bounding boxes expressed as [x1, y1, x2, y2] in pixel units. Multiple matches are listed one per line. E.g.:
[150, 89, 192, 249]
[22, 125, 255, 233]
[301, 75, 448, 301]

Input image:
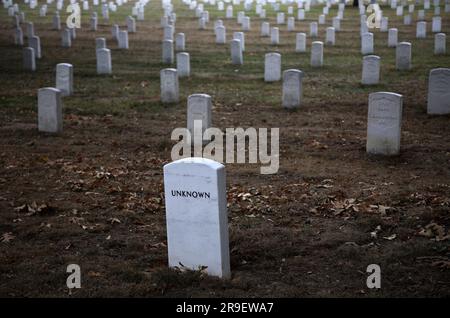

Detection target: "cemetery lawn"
[0, 3, 449, 297]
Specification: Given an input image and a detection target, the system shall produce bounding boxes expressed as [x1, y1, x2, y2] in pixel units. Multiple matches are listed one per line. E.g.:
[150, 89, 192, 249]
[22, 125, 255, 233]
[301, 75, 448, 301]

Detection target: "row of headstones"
[162, 65, 449, 278]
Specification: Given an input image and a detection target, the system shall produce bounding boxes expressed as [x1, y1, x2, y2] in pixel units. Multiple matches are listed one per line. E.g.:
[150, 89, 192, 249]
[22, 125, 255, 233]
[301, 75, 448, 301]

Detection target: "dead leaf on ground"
[1, 232, 15, 243]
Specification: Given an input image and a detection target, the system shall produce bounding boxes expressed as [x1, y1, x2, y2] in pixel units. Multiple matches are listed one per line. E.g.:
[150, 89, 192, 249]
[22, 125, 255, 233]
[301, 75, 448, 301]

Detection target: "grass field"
[0, 1, 449, 297]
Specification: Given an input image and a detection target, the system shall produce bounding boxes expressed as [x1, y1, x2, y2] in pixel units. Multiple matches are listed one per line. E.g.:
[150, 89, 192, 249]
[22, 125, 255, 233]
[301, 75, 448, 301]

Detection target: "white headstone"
[361, 32, 374, 55]
[187, 94, 212, 138]
[56, 63, 73, 96]
[61, 29, 71, 47]
[282, 69, 304, 109]
[127, 16, 136, 33]
[388, 28, 398, 47]
[332, 17, 341, 31]
[270, 27, 279, 45]
[427, 68, 450, 114]
[396, 42, 412, 70]
[230, 39, 243, 64]
[233, 32, 245, 51]
[96, 48, 112, 74]
[162, 40, 174, 64]
[96, 37, 106, 50]
[261, 22, 270, 37]
[38, 87, 63, 133]
[311, 41, 323, 67]
[295, 33, 306, 52]
[287, 17, 295, 31]
[163, 157, 230, 279]
[117, 30, 129, 49]
[362, 55, 380, 85]
[160, 68, 179, 103]
[432, 17, 441, 33]
[176, 52, 190, 78]
[434, 33, 446, 54]
[23, 47, 36, 71]
[15, 27, 24, 45]
[29, 35, 41, 59]
[310, 22, 318, 37]
[264, 52, 281, 82]
[416, 21, 426, 38]
[366, 92, 403, 156]
[175, 33, 185, 51]
[326, 27, 335, 45]
[216, 26, 226, 44]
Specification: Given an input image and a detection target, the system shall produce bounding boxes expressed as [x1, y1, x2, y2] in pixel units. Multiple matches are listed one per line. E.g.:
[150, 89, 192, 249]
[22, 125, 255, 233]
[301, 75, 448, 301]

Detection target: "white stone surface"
[176, 52, 190, 78]
[282, 69, 304, 109]
[366, 92, 403, 156]
[96, 48, 112, 74]
[38, 87, 63, 133]
[160, 68, 179, 103]
[362, 55, 380, 85]
[163, 157, 230, 279]
[427, 68, 450, 114]
[264, 52, 281, 82]
[56, 63, 73, 96]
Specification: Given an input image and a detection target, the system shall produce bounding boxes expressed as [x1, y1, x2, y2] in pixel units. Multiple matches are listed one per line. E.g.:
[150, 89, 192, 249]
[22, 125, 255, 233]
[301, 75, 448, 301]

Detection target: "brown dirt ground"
[0, 3, 449, 297]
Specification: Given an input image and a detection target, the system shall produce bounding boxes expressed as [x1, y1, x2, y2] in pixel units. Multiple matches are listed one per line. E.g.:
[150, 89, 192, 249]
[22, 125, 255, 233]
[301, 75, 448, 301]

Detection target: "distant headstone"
[277, 12, 285, 24]
[163, 157, 230, 279]
[160, 68, 179, 103]
[26, 22, 34, 38]
[216, 26, 226, 44]
[112, 24, 119, 40]
[396, 42, 412, 70]
[361, 32, 374, 55]
[434, 33, 446, 54]
[295, 33, 306, 52]
[96, 37, 106, 50]
[380, 17, 388, 32]
[175, 33, 185, 51]
[287, 17, 295, 31]
[15, 27, 23, 45]
[264, 52, 281, 82]
[388, 28, 398, 47]
[96, 48, 112, 74]
[326, 27, 335, 45]
[56, 63, 73, 97]
[366, 92, 403, 156]
[233, 32, 245, 51]
[332, 17, 341, 31]
[310, 22, 318, 37]
[23, 47, 36, 71]
[38, 87, 63, 133]
[162, 40, 174, 64]
[432, 16, 441, 33]
[230, 39, 243, 64]
[127, 16, 136, 33]
[90, 17, 97, 31]
[261, 22, 270, 37]
[416, 21, 426, 38]
[176, 52, 190, 78]
[187, 94, 212, 138]
[270, 27, 279, 45]
[298, 9, 305, 20]
[117, 30, 129, 49]
[311, 41, 323, 67]
[29, 35, 41, 59]
[427, 68, 450, 114]
[282, 69, 304, 109]
[61, 29, 71, 48]
[362, 55, 380, 85]
[53, 14, 61, 30]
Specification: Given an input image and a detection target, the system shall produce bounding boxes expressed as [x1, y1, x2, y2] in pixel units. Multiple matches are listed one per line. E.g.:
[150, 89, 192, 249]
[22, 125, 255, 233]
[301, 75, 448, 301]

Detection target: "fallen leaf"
[1, 232, 15, 243]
